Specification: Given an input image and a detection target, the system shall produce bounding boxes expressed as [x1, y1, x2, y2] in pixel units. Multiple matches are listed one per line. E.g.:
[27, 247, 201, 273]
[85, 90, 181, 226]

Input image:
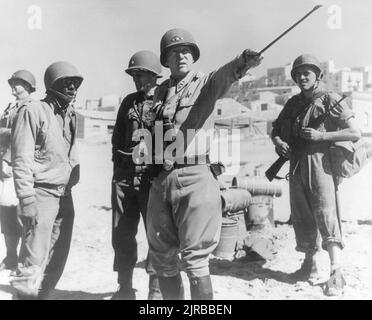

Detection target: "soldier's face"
[166, 45, 194, 79]
[294, 66, 319, 92]
[131, 70, 157, 93]
[53, 77, 80, 100]
[10, 79, 31, 100]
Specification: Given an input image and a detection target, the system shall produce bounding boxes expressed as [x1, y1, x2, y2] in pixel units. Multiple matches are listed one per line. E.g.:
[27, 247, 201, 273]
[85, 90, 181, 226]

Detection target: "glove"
[243, 49, 263, 69]
[20, 196, 38, 229]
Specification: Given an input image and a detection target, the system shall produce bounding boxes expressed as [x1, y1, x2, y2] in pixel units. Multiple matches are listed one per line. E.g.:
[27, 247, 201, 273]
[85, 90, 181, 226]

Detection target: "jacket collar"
[169, 71, 196, 94]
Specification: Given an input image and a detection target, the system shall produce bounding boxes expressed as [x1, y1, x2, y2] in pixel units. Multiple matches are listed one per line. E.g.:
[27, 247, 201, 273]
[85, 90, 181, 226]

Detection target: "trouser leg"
[38, 193, 75, 299]
[176, 166, 222, 279]
[0, 205, 21, 268]
[111, 181, 140, 290]
[137, 181, 162, 300]
[11, 188, 60, 299]
[289, 167, 318, 255]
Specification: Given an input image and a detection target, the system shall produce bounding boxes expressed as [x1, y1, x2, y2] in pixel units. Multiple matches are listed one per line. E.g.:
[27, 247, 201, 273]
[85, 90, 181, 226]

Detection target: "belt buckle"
[163, 159, 174, 171]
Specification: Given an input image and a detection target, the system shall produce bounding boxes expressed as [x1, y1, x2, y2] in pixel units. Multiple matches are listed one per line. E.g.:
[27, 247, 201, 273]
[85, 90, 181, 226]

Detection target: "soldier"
[9, 61, 83, 299]
[271, 54, 361, 296]
[146, 28, 262, 300]
[111, 51, 163, 300]
[0, 70, 36, 272]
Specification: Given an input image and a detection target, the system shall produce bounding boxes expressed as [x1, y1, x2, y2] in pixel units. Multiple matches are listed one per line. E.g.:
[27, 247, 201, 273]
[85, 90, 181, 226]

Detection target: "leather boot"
[189, 275, 213, 300]
[147, 275, 163, 300]
[158, 274, 184, 300]
[111, 270, 136, 300]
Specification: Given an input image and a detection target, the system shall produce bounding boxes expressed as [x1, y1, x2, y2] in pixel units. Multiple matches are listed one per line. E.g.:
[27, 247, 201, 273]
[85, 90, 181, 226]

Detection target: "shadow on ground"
[46, 289, 113, 300]
[209, 253, 300, 285]
[136, 255, 300, 286]
[0, 285, 113, 300]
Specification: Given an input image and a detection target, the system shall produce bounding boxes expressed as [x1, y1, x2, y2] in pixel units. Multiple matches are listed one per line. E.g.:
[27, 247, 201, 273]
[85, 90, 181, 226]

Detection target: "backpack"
[329, 139, 371, 178]
[324, 93, 371, 178]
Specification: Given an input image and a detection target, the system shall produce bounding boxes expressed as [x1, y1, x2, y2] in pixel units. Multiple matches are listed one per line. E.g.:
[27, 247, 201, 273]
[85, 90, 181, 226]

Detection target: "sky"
[0, 0, 372, 109]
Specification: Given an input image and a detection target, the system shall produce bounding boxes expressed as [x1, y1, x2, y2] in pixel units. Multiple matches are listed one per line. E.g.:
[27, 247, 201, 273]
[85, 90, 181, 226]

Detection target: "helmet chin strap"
[47, 88, 75, 107]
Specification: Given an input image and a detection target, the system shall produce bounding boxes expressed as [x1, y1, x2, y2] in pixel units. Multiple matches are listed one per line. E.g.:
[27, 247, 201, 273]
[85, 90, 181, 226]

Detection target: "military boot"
[189, 275, 213, 300]
[111, 285, 136, 300]
[158, 274, 184, 300]
[147, 275, 163, 300]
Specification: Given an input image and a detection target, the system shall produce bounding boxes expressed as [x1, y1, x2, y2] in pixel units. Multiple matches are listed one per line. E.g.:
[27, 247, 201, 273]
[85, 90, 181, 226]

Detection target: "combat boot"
[189, 275, 213, 300]
[158, 274, 184, 300]
[111, 285, 136, 300]
[147, 275, 163, 300]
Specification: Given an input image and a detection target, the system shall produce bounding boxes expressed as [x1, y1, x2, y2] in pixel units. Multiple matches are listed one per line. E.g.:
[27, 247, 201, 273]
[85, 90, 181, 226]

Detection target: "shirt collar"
[169, 71, 196, 93]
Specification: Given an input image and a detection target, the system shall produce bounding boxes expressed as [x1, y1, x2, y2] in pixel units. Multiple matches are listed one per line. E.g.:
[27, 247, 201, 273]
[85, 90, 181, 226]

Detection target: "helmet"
[160, 28, 200, 67]
[44, 61, 83, 90]
[291, 54, 322, 81]
[8, 70, 36, 92]
[125, 50, 162, 77]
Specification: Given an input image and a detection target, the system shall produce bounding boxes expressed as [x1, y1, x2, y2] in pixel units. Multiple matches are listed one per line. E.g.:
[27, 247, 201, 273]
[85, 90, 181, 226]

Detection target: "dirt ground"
[0, 136, 371, 300]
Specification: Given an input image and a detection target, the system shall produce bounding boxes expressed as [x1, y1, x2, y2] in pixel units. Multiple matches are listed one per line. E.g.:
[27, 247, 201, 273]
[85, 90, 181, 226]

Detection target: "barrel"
[220, 188, 252, 214]
[213, 217, 238, 259]
[245, 196, 273, 231]
[231, 176, 283, 197]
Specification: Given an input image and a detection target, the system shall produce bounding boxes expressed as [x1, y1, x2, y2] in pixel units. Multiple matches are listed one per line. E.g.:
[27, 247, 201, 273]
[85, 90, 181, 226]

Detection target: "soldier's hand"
[300, 128, 324, 141]
[243, 49, 263, 68]
[1, 160, 13, 178]
[19, 197, 38, 229]
[275, 141, 291, 159]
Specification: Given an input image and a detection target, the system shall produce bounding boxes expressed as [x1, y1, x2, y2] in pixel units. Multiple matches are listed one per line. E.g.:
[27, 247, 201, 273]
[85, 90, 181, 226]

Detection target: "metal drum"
[213, 217, 238, 259]
[245, 196, 274, 231]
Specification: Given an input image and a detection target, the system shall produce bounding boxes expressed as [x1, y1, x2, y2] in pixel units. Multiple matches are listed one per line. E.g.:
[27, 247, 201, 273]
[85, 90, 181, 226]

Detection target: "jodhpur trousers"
[147, 164, 221, 279]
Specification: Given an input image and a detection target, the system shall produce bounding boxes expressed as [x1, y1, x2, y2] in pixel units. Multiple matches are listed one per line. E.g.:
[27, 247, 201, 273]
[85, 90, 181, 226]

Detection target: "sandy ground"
[0, 136, 371, 300]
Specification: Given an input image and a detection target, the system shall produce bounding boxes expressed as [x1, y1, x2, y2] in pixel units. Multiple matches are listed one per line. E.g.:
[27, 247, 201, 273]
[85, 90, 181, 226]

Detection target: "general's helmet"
[160, 28, 200, 67]
[291, 54, 322, 81]
[125, 50, 162, 77]
[8, 70, 36, 92]
[44, 61, 83, 90]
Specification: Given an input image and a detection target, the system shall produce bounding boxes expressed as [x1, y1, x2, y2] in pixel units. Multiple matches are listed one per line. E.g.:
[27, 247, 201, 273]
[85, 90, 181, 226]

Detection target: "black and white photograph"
[0, 0, 371, 304]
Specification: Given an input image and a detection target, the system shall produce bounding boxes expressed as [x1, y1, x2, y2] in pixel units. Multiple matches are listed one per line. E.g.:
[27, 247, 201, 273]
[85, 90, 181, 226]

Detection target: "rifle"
[265, 94, 348, 181]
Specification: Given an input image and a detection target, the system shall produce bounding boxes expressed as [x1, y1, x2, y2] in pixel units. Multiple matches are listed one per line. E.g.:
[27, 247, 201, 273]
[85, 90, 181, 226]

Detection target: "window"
[261, 103, 268, 111]
[364, 112, 369, 127]
[217, 108, 222, 116]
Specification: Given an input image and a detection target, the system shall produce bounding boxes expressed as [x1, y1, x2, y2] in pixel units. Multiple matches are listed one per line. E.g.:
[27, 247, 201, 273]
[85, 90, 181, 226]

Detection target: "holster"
[209, 162, 225, 178]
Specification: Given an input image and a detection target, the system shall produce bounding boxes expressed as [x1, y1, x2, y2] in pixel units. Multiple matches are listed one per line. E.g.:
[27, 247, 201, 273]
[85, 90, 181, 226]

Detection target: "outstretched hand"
[243, 49, 263, 68]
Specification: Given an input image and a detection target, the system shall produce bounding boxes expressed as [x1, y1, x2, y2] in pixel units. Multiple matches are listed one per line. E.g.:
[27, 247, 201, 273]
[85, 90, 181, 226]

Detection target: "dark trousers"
[0, 205, 21, 237]
[21, 188, 75, 295]
[0, 205, 21, 265]
[111, 174, 154, 285]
